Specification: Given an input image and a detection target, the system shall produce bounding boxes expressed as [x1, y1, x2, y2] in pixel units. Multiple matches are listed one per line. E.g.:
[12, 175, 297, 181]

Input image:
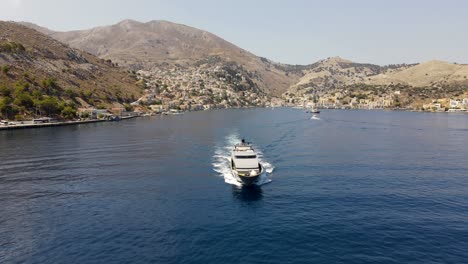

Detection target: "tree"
[313, 95, 318, 103]
[0, 97, 16, 119]
[32, 90, 43, 100]
[61, 106, 77, 120]
[41, 77, 59, 95]
[14, 93, 34, 108]
[14, 81, 29, 96]
[81, 112, 90, 119]
[0, 98, 9, 117]
[38, 96, 60, 116]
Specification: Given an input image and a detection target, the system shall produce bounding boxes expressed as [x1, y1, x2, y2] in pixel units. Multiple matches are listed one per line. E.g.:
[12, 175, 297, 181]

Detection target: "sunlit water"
[1, 108, 468, 264]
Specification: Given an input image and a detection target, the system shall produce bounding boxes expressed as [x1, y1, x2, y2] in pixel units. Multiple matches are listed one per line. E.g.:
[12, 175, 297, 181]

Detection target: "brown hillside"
[366, 60, 468, 87]
[0, 21, 142, 119]
[27, 20, 299, 96]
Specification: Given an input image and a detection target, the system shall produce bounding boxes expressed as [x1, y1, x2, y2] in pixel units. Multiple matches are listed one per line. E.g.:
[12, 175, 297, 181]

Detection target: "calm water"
[1, 109, 468, 264]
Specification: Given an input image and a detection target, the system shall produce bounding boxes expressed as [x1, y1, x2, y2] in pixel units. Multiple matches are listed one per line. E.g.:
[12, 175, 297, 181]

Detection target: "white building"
[450, 100, 460, 108]
[78, 108, 108, 119]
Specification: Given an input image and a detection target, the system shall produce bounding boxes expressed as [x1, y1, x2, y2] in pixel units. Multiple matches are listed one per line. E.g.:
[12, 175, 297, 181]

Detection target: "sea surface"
[1, 108, 468, 264]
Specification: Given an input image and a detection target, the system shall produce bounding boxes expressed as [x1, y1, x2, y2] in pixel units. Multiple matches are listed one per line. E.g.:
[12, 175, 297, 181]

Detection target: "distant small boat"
[109, 116, 121, 121]
[230, 139, 265, 186]
[306, 108, 320, 114]
[168, 109, 183, 115]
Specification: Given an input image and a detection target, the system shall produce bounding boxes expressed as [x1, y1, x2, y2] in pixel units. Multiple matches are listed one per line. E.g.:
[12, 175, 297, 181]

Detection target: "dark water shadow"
[232, 185, 263, 202]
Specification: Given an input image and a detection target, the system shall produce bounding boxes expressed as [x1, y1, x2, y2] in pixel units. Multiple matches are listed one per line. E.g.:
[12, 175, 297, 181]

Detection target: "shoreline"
[1, 107, 466, 131]
[0, 116, 138, 131]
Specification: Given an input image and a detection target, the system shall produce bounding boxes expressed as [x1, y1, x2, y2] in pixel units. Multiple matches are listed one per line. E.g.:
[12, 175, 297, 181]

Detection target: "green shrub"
[14, 81, 29, 95]
[84, 90, 93, 98]
[65, 88, 76, 98]
[0, 42, 25, 53]
[1, 65, 10, 74]
[0, 85, 11, 96]
[15, 114, 26, 121]
[124, 103, 134, 112]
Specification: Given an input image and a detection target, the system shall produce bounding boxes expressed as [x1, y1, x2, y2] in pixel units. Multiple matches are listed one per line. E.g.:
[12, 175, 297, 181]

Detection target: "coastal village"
[2, 75, 468, 129]
[285, 88, 468, 112]
[130, 62, 280, 112]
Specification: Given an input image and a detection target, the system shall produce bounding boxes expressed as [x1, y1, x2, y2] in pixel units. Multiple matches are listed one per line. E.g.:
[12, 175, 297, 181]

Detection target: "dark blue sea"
[1, 109, 468, 264]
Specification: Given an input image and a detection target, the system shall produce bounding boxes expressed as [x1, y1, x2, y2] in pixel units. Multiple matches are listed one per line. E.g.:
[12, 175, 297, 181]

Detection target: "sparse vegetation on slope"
[0, 21, 142, 120]
[17, 20, 468, 112]
[23, 20, 301, 96]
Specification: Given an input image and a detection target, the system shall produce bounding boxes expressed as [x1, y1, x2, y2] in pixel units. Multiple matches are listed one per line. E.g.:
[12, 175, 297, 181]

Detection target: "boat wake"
[311, 115, 321, 120]
[212, 134, 273, 186]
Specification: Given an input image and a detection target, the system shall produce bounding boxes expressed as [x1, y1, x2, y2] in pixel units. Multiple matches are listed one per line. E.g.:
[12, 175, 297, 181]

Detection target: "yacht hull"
[237, 173, 260, 185]
[230, 161, 265, 186]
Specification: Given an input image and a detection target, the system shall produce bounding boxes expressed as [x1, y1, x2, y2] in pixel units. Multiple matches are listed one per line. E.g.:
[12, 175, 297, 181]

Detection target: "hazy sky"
[2, 0, 467, 65]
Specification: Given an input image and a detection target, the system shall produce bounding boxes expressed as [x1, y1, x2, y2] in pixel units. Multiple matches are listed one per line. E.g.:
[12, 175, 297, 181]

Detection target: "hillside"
[28, 19, 299, 96]
[366, 60, 468, 87]
[18, 20, 468, 111]
[0, 21, 142, 120]
[284, 58, 468, 110]
[285, 57, 419, 96]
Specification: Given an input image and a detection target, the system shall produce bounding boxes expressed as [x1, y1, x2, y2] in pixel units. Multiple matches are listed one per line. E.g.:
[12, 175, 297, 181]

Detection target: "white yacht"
[230, 140, 265, 185]
[306, 108, 320, 114]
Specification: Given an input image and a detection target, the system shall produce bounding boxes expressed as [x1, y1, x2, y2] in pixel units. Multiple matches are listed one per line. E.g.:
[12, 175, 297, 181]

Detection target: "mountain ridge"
[20, 20, 303, 96]
[14, 19, 468, 108]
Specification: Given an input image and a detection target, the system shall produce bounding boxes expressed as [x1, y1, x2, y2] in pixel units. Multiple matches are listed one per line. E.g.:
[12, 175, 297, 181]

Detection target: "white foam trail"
[212, 133, 273, 186]
[311, 115, 321, 120]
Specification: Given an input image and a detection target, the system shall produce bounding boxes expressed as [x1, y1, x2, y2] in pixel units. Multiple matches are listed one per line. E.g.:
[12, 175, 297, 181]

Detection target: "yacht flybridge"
[230, 139, 265, 185]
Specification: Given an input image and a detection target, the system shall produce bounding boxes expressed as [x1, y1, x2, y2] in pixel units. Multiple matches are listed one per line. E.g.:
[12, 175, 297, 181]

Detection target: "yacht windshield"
[235, 155, 257, 159]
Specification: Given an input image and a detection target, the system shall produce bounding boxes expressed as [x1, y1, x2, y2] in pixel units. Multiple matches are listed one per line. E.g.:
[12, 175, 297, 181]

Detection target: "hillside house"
[450, 100, 460, 108]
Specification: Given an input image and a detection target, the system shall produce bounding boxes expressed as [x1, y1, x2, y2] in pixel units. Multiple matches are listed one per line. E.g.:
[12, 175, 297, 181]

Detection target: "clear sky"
[1, 0, 467, 65]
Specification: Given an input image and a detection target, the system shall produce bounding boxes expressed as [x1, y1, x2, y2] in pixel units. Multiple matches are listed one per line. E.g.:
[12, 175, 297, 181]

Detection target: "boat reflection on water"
[231, 185, 263, 202]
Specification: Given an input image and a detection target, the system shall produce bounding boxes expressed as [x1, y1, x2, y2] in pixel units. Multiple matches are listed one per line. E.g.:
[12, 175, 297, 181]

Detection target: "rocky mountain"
[18, 20, 468, 111]
[0, 21, 142, 120]
[285, 57, 417, 95]
[26, 19, 300, 96]
[284, 57, 468, 110]
[285, 56, 468, 95]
